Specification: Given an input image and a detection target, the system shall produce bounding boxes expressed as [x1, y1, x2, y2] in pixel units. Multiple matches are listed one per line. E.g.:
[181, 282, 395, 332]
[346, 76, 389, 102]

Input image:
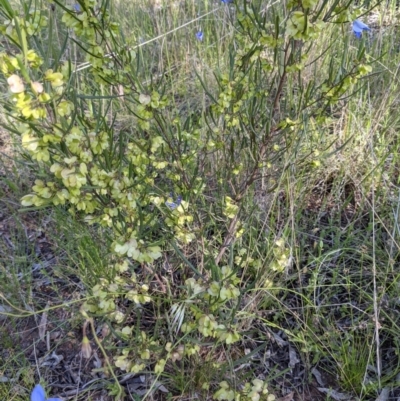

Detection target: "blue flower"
[196, 31, 204, 41]
[73, 3, 81, 12]
[352, 20, 370, 38]
[31, 384, 62, 401]
[166, 194, 182, 210]
[221, 0, 233, 3]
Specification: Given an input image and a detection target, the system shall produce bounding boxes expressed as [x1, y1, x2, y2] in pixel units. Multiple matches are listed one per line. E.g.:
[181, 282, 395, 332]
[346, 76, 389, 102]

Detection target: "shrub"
[0, 0, 378, 399]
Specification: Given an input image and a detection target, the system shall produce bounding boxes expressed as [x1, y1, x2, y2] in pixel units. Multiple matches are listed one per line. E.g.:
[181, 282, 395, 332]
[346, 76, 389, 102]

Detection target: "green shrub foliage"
[0, 0, 376, 399]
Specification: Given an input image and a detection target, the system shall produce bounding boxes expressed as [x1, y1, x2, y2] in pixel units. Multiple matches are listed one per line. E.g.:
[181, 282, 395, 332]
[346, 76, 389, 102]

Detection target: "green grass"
[1, 0, 400, 400]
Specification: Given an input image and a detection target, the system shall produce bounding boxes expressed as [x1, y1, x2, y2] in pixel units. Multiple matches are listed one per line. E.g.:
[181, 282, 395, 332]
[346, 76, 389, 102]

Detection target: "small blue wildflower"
[166, 194, 182, 210]
[352, 19, 370, 38]
[196, 31, 204, 41]
[221, 0, 233, 3]
[31, 384, 62, 401]
[73, 3, 81, 12]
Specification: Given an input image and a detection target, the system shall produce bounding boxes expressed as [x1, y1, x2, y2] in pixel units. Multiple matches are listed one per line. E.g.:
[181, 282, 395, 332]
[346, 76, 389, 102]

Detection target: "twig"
[215, 214, 239, 265]
[88, 318, 124, 400]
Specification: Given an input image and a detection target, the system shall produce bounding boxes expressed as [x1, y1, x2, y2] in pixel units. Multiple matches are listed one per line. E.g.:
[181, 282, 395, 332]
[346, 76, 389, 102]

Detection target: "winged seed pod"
[7, 74, 25, 93]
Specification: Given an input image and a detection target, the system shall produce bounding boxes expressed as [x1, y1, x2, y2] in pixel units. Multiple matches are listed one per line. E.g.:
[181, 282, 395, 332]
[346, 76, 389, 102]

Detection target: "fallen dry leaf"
[276, 391, 294, 401]
[38, 302, 50, 341]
